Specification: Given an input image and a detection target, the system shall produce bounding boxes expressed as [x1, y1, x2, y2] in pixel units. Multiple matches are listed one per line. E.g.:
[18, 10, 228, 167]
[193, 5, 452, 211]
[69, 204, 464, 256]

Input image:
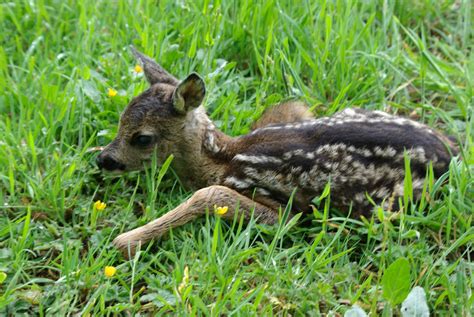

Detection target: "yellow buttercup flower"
[134, 65, 143, 73]
[214, 205, 229, 216]
[93, 200, 106, 211]
[107, 88, 118, 97]
[104, 266, 117, 278]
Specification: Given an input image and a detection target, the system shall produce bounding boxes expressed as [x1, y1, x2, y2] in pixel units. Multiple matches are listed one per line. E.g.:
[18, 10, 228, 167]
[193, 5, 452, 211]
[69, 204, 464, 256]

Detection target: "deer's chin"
[118, 159, 153, 173]
[106, 161, 152, 174]
[99, 168, 127, 175]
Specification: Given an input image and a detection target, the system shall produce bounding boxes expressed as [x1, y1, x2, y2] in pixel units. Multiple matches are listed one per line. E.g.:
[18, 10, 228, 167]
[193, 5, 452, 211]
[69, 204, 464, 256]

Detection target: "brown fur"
[251, 101, 315, 130]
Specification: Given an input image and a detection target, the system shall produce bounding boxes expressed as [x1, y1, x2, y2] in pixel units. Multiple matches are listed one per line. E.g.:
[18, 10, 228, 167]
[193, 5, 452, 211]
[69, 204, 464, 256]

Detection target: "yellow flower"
[134, 64, 143, 73]
[107, 88, 118, 97]
[93, 200, 106, 211]
[214, 205, 229, 216]
[104, 266, 117, 278]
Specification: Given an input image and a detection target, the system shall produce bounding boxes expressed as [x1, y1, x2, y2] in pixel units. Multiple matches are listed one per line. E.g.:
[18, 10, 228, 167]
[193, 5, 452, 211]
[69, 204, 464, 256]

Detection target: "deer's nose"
[96, 154, 126, 171]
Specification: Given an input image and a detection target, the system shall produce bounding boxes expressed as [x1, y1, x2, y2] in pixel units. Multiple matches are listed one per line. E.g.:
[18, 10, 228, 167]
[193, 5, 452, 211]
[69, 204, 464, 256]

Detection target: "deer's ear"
[172, 73, 206, 114]
[130, 46, 178, 86]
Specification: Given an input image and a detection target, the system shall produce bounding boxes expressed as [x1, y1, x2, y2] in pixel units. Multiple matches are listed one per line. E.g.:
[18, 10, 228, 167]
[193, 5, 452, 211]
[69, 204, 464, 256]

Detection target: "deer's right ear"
[130, 46, 178, 86]
[172, 73, 206, 114]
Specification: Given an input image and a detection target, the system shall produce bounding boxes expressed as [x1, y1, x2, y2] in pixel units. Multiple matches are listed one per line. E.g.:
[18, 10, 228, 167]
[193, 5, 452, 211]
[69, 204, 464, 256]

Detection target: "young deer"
[97, 48, 458, 256]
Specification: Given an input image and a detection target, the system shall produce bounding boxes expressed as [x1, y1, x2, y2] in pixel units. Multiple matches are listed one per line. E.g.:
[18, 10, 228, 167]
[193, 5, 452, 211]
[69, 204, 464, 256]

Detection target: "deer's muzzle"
[96, 153, 126, 171]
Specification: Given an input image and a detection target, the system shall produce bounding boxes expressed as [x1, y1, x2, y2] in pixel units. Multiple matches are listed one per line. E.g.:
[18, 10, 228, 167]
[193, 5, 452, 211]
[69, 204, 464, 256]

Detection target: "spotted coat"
[201, 108, 459, 216]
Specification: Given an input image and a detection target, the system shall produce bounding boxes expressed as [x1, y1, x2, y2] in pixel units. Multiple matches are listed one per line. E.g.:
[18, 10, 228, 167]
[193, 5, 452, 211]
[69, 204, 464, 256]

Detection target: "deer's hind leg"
[113, 185, 280, 256]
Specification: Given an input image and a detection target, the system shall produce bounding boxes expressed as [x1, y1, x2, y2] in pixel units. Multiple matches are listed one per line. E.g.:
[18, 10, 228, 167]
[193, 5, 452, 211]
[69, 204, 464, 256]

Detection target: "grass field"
[0, 0, 473, 315]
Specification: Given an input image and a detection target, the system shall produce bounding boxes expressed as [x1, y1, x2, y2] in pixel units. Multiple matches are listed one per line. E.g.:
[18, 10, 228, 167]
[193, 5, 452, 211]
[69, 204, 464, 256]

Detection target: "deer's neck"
[172, 106, 235, 189]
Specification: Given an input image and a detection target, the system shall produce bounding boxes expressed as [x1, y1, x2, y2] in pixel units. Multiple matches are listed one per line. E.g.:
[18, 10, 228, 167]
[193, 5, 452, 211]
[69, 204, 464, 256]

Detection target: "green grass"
[0, 0, 472, 315]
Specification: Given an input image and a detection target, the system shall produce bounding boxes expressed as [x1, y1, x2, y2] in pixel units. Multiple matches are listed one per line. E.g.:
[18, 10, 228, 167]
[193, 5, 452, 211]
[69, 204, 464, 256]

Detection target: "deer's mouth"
[96, 154, 127, 172]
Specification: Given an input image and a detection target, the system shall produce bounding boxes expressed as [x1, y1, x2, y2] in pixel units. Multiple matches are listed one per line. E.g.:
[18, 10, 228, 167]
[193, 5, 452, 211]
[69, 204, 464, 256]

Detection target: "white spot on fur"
[373, 110, 391, 117]
[374, 187, 390, 198]
[410, 147, 428, 163]
[362, 149, 373, 157]
[298, 172, 311, 186]
[256, 188, 271, 196]
[354, 192, 366, 203]
[203, 130, 222, 153]
[342, 108, 356, 116]
[224, 176, 252, 189]
[234, 154, 282, 164]
[393, 182, 405, 196]
[412, 178, 425, 190]
[374, 146, 396, 157]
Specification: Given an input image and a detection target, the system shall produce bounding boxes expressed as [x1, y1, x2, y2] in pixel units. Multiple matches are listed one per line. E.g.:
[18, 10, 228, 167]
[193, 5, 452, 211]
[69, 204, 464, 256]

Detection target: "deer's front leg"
[113, 185, 280, 256]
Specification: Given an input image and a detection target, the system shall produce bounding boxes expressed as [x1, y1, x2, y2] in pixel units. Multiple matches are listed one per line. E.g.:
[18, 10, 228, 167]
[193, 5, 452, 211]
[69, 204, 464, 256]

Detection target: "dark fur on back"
[221, 108, 457, 216]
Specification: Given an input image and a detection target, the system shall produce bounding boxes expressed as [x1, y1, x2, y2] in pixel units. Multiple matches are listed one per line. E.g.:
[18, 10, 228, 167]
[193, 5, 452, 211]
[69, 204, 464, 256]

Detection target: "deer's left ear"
[130, 46, 178, 86]
[172, 73, 206, 114]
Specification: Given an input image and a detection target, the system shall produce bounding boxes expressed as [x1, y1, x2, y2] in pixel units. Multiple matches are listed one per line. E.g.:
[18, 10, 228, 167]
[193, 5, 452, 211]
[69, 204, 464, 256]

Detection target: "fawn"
[97, 48, 457, 256]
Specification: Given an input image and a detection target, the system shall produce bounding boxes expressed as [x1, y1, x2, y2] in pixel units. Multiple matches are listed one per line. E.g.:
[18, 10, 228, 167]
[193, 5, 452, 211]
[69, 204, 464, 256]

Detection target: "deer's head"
[96, 47, 206, 172]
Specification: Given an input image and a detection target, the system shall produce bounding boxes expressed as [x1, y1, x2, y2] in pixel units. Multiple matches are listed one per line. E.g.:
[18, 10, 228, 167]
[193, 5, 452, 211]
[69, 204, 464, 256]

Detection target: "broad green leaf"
[81, 80, 101, 103]
[382, 257, 411, 305]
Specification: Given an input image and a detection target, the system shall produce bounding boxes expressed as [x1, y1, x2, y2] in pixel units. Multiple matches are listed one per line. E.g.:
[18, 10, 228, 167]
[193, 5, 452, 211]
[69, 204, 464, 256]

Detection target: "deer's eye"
[131, 134, 154, 147]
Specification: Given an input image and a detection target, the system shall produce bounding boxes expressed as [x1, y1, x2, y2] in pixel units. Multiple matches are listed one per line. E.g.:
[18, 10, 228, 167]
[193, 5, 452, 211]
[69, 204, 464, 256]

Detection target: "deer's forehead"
[120, 85, 177, 126]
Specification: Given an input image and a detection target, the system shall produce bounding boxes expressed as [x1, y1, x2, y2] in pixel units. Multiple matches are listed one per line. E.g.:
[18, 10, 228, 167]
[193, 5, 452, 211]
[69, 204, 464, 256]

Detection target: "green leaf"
[81, 80, 101, 103]
[382, 257, 412, 305]
[312, 181, 331, 205]
[140, 290, 177, 308]
[0, 272, 6, 284]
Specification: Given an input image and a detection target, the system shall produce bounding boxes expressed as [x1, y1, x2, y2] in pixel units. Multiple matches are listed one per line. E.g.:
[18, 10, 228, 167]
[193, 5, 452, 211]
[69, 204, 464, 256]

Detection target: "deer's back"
[222, 108, 456, 215]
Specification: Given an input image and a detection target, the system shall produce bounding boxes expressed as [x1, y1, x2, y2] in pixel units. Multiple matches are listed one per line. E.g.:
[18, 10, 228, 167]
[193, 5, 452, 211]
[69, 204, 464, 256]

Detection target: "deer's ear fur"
[172, 73, 206, 114]
[130, 46, 178, 86]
